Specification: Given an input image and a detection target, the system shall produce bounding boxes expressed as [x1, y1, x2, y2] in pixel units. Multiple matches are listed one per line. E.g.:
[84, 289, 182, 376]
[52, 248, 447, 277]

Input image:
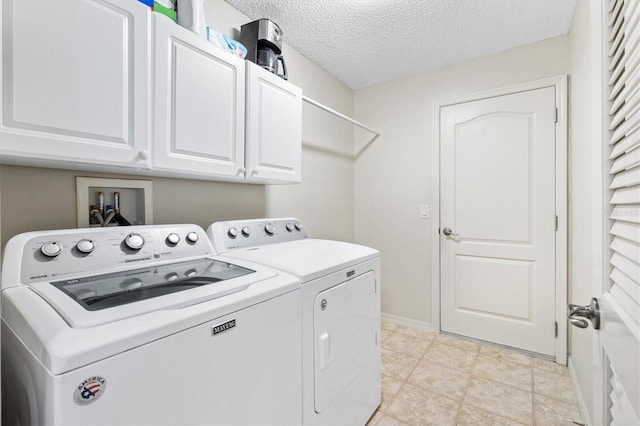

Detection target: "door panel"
[440, 87, 557, 356]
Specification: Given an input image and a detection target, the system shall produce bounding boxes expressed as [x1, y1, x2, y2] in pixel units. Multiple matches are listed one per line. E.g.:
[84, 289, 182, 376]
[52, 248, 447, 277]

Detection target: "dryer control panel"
[208, 218, 309, 253]
[4, 224, 213, 286]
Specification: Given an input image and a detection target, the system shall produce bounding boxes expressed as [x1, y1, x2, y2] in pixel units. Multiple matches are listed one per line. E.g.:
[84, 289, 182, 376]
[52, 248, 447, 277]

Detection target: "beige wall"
[0, 0, 355, 251]
[0, 166, 266, 248]
[567, 1, 605, 423]
[353, 36, 570, 323]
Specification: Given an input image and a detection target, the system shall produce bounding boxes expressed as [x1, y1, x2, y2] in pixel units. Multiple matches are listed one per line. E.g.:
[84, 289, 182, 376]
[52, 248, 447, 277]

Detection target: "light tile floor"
[367, 320, 584, 426]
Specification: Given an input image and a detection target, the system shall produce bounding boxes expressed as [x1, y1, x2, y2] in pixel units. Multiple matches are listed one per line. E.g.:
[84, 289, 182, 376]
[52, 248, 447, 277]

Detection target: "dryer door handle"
[318, 332, 332, 371]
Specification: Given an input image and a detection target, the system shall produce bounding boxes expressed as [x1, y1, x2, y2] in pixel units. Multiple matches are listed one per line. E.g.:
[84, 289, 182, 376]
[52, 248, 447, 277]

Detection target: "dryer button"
[265, 223, 276, 235]
[228, 227, 238, 239]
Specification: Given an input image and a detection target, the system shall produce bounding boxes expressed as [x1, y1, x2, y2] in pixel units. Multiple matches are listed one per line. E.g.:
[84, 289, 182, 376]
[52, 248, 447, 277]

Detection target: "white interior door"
[440, 87, 558, 356]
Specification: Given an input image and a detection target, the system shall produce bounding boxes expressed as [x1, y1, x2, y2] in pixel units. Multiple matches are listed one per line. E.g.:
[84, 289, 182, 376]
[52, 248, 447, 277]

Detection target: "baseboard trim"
[381, 312, 433, 331]
[568, 355, 591, 426]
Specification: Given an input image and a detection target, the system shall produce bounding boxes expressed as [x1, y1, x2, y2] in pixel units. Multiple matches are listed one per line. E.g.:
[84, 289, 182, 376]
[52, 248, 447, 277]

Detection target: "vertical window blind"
[607, 0, 640, 326]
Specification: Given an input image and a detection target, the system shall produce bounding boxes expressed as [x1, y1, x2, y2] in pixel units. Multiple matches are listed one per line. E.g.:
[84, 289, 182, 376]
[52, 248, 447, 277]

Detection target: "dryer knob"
[76, 239, 95, 254]
[242, 226, 251, 237]
[265, 223, 276, 235]
[186, 232, 199, 243]
[166, 233, 180, 245]
[41, 242, 63, 257]
[285, 223, 294, 232]
[228, 227, 238, 239]
[295, 222, 303, 231]
[124, 233, 145, 250]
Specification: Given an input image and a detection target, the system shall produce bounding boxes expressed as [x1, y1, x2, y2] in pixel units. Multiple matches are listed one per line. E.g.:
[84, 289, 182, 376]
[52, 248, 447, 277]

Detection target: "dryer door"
[314, 271, 377, 413]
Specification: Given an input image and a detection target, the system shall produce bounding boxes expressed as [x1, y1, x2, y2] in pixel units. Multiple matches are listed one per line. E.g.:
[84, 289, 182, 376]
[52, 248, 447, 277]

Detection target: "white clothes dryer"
[208, 218, 381, 426]
[1, 224, 302, 425]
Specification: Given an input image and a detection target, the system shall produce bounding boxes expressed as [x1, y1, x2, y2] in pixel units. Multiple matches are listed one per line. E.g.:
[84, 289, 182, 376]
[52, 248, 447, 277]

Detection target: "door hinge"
[554, 107, 558, 123]
[555, 215, 558, 231]
[555, 321, 558, 337]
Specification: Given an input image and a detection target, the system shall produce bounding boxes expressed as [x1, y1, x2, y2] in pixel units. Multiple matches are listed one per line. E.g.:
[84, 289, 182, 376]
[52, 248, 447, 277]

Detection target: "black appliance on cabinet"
[239, 19, 288, 80]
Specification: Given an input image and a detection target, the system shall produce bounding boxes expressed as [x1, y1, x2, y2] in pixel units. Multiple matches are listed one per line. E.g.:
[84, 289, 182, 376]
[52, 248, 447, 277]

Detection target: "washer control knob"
[124, 233, 145, 250]
[185, 268, 198, 277]
[186, 232, 199, 243]
[76, 239, 95, 254]
[228, 227, 238, 239]
[41, 242, 63, 257]
[166, 233, 180, 245]
[265, 223, 276, 235]
[295, 222, 303, 231]
[242, 226, 251, 237]
[285, 223, 294, 232]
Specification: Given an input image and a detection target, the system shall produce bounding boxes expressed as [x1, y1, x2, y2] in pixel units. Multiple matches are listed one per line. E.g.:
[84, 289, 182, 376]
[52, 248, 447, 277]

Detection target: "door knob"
[568, 297, 600, 330]
[442, 227, 454, 236]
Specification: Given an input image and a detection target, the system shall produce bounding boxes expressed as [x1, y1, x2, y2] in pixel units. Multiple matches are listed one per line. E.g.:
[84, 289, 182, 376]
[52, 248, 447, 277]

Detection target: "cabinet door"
[0, 0, 150, 168]
[153, 16, 245, 179]
[246, 62, 302, 183]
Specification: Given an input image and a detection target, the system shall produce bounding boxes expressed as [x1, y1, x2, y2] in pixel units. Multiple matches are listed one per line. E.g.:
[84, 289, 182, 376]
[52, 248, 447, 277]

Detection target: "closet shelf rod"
[302, 95, 380, 136]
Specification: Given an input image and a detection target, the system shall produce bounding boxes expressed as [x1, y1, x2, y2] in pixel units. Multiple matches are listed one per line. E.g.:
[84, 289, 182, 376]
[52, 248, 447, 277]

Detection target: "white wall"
[353, 36, 570, 323]
[205, 1, 355, 242]
[567, 0, 605, 423]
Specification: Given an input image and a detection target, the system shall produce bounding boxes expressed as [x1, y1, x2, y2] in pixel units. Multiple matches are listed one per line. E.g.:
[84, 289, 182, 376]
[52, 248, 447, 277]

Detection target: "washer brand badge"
[74, 376, 106, 405]
[212, 319, 236, 336]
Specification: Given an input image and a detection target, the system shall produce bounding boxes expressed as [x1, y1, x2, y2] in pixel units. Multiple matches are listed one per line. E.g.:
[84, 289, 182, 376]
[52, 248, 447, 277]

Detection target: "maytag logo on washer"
[212, 319, 236, 336]
[74, 376, 107, 405]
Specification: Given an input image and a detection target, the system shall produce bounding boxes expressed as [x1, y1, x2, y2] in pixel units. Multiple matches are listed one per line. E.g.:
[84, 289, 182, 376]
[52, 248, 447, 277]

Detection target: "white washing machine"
[1, 224, 302, 425]
[208, 218, 381, 426]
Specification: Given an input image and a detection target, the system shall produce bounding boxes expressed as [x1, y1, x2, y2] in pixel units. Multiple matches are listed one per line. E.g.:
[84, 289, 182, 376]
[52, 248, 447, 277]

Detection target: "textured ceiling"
[224, 0, 576, 90]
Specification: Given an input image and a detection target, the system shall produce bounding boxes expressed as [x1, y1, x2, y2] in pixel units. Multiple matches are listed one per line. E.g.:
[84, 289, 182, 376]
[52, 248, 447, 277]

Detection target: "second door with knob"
[439, 86, 558, 357]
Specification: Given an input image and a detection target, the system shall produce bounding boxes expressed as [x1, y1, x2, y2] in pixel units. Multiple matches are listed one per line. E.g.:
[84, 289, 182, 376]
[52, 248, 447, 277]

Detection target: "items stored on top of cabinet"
[240, 19, 288, 81]
[0, 0, 302, 184]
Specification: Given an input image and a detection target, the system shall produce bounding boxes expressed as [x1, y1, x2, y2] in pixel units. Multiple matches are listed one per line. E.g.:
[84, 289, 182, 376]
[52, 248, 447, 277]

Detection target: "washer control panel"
[208, 218, 309, 252]
[15, 224, 213, 284]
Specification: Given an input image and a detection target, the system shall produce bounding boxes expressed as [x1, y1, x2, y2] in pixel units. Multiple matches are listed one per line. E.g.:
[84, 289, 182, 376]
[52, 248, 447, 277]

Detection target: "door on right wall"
[440, 87, 557, 356]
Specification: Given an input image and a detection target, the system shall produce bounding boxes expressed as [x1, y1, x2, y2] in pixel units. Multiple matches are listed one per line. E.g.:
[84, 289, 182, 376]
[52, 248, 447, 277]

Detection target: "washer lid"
[223, 239, 379, 282]
[27, 256, 279, 329]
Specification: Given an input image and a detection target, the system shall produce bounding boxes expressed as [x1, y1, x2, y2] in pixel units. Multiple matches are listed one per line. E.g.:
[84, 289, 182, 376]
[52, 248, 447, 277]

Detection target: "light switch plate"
[420, 204, 430, 219]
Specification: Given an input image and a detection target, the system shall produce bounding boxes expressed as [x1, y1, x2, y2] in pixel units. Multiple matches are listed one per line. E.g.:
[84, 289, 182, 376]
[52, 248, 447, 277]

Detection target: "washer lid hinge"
[554, 107, 558, 123]
[555, 215, 558, 231]
[555, 321, 559, 337]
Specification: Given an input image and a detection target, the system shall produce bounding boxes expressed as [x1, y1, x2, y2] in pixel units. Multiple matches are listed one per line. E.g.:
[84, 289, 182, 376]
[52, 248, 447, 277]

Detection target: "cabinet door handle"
[251, 169, 258, 176]
[138, 150, 149, 161]
[237, 167, 246, 175]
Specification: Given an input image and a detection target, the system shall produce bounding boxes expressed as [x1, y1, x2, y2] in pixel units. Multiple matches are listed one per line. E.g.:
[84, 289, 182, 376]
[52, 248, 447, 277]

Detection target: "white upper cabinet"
[153, 15, 246, 180]
[0, 0, 151, 169]
[245, 62, 302, 183]
[0, 2, 302, 184]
